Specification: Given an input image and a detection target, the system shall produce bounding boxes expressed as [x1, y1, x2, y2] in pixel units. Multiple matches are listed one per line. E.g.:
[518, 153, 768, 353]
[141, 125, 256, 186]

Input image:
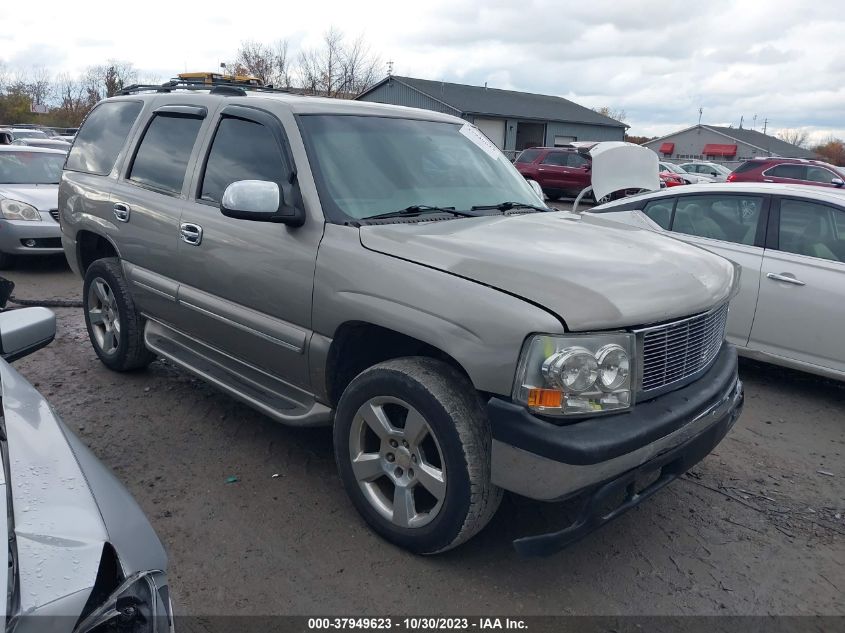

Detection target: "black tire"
[545, 191, 562, 201]
[334, 357, 502, 554]
[83, 257, 156, 371]
[0, 252, 14, 270]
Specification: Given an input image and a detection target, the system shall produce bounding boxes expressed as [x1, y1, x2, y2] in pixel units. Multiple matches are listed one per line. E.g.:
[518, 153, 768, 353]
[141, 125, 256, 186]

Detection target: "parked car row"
[588, 183, 845, 381]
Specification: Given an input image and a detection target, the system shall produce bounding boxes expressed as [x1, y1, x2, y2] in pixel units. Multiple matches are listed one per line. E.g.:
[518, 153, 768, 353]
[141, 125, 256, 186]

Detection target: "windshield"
[661, 163, 686, 174]
[0, 151, 65, 184]
[298, 115, 541, 222]
[11, 130, 48, 140]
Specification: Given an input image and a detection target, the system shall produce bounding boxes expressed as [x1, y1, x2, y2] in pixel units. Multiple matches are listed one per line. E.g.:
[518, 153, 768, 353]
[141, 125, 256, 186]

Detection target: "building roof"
[357, 76, 627, 129]
[704, 125, 815, 158]
[644, 124, 815, 159]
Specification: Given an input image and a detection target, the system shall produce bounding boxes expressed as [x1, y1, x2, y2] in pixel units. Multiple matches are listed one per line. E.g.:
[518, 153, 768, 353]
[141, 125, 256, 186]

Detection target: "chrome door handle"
[767, 272, 805, 286]
[180, 222, 203, 245]
[113, 202, 130, 223]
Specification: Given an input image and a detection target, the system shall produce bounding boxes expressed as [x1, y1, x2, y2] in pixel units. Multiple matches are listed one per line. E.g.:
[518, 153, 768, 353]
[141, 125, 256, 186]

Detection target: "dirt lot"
[5, 256, 845, 616]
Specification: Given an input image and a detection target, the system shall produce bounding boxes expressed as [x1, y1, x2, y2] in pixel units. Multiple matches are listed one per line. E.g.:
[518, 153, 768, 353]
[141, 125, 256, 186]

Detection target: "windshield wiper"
[365, 205, 481, 220]
[470, 201, 551, 213]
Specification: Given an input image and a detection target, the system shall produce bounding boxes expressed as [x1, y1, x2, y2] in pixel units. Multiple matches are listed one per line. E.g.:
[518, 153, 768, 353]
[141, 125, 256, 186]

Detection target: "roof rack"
[117, 79, 298, 96]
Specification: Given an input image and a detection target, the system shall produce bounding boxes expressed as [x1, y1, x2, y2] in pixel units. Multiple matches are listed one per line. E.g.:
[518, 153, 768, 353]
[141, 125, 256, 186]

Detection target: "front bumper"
[0, 218, 63, 254]
[488, 343, 743, 555]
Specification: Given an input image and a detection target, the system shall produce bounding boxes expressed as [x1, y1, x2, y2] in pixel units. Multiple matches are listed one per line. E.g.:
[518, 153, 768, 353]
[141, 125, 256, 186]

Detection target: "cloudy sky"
[2, 0, 843, 143]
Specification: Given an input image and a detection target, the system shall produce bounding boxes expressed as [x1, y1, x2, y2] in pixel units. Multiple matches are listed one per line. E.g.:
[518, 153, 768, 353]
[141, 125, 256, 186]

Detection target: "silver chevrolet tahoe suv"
[59, 85, 744, 556]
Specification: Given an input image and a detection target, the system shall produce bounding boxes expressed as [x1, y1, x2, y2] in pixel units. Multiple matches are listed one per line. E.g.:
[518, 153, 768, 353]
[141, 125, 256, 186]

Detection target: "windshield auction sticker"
[459, 123, 503, 160]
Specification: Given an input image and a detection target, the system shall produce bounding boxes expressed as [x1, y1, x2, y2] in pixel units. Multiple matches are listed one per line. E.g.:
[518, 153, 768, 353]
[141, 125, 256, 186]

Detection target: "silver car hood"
[1, 360, 106, 617]
[359, 212, 735, 331]
[0, 358, 167, 623]
[0, 184, 59, 211]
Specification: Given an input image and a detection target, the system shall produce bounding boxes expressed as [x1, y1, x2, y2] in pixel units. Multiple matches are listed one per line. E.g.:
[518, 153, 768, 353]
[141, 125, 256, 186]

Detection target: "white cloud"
[2, 0, 844, 142]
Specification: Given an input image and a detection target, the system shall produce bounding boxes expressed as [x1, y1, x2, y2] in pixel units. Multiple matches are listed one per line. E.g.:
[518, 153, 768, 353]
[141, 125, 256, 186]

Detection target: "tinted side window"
[767, 164, 806, 179]
[731, 161, 762, 175]
[672, 195, 764, 244]
[568, 154, 589, 168]
[806, 166, 835, 183]
[66, 101, 142, 175]
[642, 198, 673, 229]
[200, 117, 287, 203]
[778, 199, 845, 262]
[541, 152, 568, 166]
[129, 115, 203, 194]
[515, 149, 541, 164]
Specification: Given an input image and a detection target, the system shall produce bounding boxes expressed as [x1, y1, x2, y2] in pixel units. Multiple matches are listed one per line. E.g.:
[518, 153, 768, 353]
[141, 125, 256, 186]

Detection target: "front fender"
[312, 224, 565, 397]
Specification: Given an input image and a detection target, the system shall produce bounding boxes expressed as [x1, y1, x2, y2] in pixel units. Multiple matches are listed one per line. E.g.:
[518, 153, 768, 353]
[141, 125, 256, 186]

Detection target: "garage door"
[474, 118, 506, 149]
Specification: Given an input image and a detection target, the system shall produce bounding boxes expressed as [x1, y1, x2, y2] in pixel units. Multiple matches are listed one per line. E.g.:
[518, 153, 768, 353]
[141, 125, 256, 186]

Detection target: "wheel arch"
[76, 230, 121, 274]
[321, 321, 475, 408]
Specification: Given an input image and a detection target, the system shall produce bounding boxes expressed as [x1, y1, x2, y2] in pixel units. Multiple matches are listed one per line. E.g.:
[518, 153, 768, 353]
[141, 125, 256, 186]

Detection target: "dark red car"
[727, 157, 845, 188]
[514, 147, 591, 200]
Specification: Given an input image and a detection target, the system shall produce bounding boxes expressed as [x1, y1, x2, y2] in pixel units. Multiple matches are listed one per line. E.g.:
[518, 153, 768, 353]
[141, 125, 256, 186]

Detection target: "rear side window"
[778, 199, 845, 262]
[806, 166, 836, 184]
[200, 117, 287, 204]
[642, 198, 673, 229]
[541, 152, 568, 166]
[731, 161, 762, 175]
[568, 154, 589, 168]
[129, 115, 203, 194]
[766, 164, 806, 179]
[66, 101, 142, 175]
[515, 149, 540, 164]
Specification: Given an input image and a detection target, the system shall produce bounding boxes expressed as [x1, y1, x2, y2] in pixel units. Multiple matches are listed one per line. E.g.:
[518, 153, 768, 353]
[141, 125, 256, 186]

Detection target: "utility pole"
[739, 115, 744, 129]
[387, 60, 394, 76]
[752, 114, 757, 130]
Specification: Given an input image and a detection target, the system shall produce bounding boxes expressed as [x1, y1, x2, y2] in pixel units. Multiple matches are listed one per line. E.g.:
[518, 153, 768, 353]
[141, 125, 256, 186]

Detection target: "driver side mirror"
[832, 178, 844, 188]
[221, 180, 305, 227]
[0, 307, 56, 362]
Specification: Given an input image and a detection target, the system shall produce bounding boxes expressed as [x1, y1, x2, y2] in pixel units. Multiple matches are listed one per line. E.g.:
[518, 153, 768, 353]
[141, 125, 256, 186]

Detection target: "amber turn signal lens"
[527, 388, 562, 408]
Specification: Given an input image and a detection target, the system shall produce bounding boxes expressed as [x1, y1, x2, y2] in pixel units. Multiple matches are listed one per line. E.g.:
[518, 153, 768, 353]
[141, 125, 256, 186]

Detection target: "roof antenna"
[739, 115, 744, 129]
[752, 114, 757, 130]
[697, 107, 703, 125]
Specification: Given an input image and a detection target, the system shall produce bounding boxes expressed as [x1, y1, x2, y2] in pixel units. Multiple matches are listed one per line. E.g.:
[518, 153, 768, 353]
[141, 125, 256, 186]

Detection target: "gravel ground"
[4, 256, 844, 616]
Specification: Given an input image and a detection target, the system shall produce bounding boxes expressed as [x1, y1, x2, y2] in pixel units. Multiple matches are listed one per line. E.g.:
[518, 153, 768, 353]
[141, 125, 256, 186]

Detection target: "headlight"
[514, 333, 635, 416]
[0, 199, 42, 221]
[75, 570, 172, 633]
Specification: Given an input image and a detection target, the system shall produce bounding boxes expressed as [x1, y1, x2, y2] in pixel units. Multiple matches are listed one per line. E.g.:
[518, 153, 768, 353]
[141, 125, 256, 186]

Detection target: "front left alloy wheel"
[334, 357, 502, 554]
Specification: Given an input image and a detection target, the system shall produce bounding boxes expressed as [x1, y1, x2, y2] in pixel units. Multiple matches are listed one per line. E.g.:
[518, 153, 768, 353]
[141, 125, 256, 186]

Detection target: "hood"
[0, 359, 166, 619]
[0, 184, 59, 211]
[583, 142, 660, 201]
[360, 212, 735, 331]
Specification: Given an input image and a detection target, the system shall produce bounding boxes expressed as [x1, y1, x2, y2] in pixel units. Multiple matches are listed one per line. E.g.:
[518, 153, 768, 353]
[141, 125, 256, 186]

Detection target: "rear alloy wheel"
[334, 357, 502, 554]
[83, 258, 156, 371]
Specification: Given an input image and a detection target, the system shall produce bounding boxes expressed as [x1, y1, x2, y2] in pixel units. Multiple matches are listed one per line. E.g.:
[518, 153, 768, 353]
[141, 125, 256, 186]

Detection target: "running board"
[144, 319, 332, 427]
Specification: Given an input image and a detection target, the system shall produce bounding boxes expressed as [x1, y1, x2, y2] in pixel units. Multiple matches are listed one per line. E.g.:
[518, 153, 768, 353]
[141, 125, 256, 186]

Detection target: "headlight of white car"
[513, 333, 635, 416]
[0, 199, 42, 221]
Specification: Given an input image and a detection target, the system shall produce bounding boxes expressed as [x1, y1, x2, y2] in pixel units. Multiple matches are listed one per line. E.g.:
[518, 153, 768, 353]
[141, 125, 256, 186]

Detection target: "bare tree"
[85, 60, 138, 100]
[233, 40, 294, 88]
[592, 106, 627, 123]
[55, 73, 96, 121]
[296, 28, 381, 98]
[777, 128, 809, 148]
[341, 34, 381, 96]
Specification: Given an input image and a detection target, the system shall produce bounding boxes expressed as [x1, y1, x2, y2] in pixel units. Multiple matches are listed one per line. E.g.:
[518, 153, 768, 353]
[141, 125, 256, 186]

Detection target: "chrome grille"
[49, 209, 60, 222]
[638, 303, 729, 394]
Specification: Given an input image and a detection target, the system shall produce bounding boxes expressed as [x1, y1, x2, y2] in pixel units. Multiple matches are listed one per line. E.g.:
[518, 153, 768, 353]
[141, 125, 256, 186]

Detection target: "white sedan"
[587, 183, 845, 381]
